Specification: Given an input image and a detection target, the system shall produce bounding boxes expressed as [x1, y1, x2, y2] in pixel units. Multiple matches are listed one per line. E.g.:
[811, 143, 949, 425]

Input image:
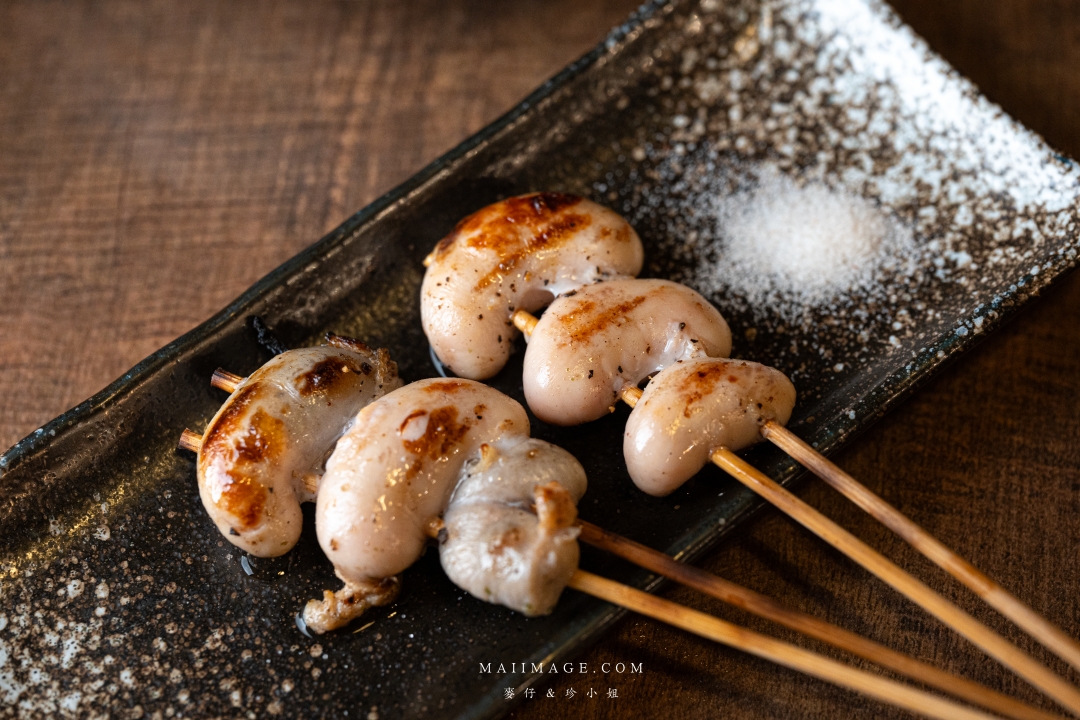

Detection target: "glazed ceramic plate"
[2, 0, 1078, 718]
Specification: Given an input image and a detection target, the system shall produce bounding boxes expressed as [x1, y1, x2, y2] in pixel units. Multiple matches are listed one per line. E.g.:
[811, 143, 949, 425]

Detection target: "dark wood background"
[2, 1, 1078, 718]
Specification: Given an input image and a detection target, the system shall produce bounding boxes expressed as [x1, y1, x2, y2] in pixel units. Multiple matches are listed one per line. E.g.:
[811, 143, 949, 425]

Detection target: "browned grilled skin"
[315, 378, 531, 583]
[522, 278, 732, 426]
[623, 358, 796, 496]
[399, 406, 473, 480]
[444, 194, 589, 290]
[199, 385, 277, 532]
[196, 338, 401, 557]
[430, 192, 587, 274]
[421, 192, 644, 380]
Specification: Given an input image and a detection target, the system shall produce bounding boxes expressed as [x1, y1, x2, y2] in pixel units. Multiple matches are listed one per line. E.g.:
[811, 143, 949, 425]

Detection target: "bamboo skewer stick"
[169, 426, 1001, 720]
[514, 308, 1079, 713]
[619, 385, 643, 406]
[511, 309, 538, 336]
[712, 448, 1080, 716]
[568, 570, 1002, 720]
[578, 521, 1061, 720]
[174, 424, 1004, 719]
[762, 420, 1080, 676]
[174, 416, 1050, 718]
[178, 428, 203, 453]
[186, 353, 1078, 714]
[211, 368, 244, 394]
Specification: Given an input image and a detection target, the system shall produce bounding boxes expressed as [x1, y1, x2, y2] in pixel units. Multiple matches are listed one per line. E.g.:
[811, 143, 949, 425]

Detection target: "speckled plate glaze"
[2, 0, 1079, 718]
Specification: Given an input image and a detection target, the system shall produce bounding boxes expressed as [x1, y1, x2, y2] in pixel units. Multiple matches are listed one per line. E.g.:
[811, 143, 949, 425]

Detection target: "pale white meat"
[421, 192, 643, 380]
[440, 437, 586, 616]
[304, 379, 532, 632]
[196, 336, 401, 557]
[522, 279, 732, 426]
[623, 358, 796, 496]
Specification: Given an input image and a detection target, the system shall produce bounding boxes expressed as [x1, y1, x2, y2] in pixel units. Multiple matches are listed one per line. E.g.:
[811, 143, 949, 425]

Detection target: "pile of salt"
[698, 169, 917, 320]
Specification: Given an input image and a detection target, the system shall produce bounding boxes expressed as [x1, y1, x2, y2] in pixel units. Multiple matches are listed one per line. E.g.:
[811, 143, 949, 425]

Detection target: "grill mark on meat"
[199, 383, 286, 530]
[232, 409, 285, 463]
[201, 383, 262, 458]
[400, 406, 473, 480]
[427, 193, 590, 289]
[679, 363, 732, 419]
[297, 357, 363, 396]
[674, 362, 757, 418]
[559, 291, 654, 344]
[421, 379, 468, 394]
[471, 213, 591, 290]
[219, 471, 267, 530]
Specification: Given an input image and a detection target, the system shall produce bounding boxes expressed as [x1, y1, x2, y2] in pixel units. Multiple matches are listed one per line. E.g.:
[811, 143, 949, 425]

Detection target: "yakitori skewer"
[200, 365, 1047, 719]
[185, 420, 1007, 719]
[185, 360, 1019, 720]
[578, 520, 1061, 720]
[762, 421, 1080, 676]
[190, 336, 402, 557]
[513, 308, 1080, 716]
[178, 427, 1000, 720]
[421, 192, 645, 380]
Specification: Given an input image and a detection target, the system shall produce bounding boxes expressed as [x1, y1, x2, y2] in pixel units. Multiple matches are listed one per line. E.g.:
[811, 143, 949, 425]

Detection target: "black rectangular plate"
[2, 0, 1079, 718]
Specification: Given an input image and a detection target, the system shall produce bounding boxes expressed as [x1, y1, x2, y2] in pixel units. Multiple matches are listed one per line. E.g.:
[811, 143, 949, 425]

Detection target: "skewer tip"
[619, 385, 643, 408]
[424, 517, 445, 539]
[511, 310, 538, 337]
[211, 368, 244, 394]
[178, 428, 203, 453]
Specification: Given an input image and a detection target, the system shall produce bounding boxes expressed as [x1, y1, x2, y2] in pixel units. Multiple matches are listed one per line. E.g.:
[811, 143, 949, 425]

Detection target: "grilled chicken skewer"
[412, 195, 1080, 716]
[513, 300, 1080, 714]
[183, 356, 1039, 718]
[179, 416, 1006, 720]
[306, 378, 586, 632]
[521, 278, 732, 427]
[421, 192, 643, 380]
[188, 334, 401, 557]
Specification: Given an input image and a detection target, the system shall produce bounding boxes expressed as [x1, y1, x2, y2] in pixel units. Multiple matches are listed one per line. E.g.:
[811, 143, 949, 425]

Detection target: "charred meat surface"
[197, 340, 401, 557]
[421, 193, 643, 380]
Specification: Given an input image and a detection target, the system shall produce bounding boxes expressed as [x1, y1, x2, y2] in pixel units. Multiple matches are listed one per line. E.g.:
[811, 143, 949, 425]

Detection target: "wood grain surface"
[2, 1, 1078, 718]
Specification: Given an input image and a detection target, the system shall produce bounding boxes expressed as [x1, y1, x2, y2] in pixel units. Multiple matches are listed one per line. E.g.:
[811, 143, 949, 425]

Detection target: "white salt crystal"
[699, 168, 916, 318]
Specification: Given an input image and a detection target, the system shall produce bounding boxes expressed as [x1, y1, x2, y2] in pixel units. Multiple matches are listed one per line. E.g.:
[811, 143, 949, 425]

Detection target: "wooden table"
[2, 1, 1078, 718]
